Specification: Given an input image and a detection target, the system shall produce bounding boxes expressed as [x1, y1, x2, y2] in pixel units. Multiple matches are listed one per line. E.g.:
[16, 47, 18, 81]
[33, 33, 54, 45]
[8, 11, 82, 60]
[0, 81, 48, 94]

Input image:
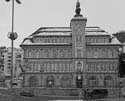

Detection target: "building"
[0, 46, 23, 87]
[0, 46, 6, 75]
[20, 1, 121, 89]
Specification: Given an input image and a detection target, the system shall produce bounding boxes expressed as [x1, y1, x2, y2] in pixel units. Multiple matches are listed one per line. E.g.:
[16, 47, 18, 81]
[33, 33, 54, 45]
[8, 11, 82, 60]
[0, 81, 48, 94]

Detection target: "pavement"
[0, 91, 125, 101]
[0, 96, 124, 101]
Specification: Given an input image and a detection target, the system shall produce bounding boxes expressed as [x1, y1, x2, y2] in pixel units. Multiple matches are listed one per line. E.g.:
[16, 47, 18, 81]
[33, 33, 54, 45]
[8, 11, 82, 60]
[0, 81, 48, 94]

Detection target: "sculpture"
[75, 0, 82, 17]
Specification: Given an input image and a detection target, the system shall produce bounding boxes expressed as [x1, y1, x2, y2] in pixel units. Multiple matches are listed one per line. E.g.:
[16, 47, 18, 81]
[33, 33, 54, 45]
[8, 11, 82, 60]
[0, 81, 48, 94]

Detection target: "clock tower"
[70, 0, 87, 87]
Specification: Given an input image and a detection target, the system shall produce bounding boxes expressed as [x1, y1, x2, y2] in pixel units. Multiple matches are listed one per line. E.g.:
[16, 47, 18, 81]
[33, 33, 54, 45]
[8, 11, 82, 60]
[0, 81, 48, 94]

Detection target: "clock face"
[75, 24, 82, 31]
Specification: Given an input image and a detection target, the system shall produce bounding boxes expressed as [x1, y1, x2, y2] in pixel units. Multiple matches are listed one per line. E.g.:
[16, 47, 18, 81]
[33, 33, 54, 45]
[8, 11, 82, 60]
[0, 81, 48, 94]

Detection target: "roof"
[20, 26, 121, 46]
[30, 26, 108, 37]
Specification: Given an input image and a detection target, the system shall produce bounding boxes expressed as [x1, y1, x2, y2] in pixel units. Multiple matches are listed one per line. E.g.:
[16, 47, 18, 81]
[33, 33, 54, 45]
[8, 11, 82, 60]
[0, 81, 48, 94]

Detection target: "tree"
[113, 31, 125, 43]
[0, 57, 3, 68]
[119, 53, 125, 77]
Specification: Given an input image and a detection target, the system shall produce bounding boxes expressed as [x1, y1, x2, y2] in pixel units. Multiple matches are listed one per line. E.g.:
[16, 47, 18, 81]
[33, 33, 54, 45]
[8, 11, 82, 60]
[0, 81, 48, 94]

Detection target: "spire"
[75, 0, 82, 17]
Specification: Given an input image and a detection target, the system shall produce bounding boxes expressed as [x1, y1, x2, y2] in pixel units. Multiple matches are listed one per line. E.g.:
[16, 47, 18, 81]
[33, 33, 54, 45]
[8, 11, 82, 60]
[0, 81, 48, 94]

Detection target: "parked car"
[20, 90, 34, 97]
[88, 89, 108, 99]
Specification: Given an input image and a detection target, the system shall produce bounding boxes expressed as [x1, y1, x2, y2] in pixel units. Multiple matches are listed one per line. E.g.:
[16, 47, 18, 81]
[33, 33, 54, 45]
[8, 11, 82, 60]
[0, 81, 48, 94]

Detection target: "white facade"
[20, 1, 121, 89]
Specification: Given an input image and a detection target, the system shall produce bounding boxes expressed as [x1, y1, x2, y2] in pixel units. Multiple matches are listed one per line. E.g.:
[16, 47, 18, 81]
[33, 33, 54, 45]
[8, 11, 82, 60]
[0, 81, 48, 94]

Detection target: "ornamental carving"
[34, 37, 71, 43]
[87, 48, 117, 58]
[86, 62, 116, 72]
[26, 48, 72, 58]
[76, 36, 82, 47]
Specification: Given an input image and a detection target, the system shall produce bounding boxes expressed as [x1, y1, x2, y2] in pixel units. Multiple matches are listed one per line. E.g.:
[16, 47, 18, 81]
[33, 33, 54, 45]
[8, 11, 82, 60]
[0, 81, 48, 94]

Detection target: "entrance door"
[76, 75, 83, 88]
[46, 76, 55, 87]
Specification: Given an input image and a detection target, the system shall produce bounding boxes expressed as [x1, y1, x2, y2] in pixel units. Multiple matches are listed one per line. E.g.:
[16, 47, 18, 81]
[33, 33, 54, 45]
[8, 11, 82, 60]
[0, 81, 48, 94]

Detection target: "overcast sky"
[0, 0, 125, 48]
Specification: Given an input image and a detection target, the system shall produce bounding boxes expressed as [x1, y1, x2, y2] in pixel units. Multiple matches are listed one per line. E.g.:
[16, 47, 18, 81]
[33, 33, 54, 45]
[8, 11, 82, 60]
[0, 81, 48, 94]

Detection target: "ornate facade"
[20, 1, 121, 89]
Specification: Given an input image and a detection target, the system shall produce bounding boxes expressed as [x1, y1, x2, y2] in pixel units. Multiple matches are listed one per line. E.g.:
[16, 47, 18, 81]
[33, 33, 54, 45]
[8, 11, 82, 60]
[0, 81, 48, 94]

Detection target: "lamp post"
[5, 0, 21, 89]
[8, 32, 18, 89]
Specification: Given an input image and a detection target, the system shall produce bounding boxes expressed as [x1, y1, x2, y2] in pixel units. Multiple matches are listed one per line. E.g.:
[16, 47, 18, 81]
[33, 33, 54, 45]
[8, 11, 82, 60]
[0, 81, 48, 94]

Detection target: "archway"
[76, 74, 83, 88]
[46, 76, 55, 87]
[104, 76, 114, 87]
[28, 76, 38, 87]
[61, 76, 71, 88]
[88, 76, 98, 87]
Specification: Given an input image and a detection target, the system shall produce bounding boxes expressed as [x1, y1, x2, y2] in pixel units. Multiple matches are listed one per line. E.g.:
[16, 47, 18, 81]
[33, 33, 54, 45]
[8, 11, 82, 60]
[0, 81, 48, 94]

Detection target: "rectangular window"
[43, 63, 47, 72]
[51, 63, 54, 72]
[59, 63, 62, 72]
[55, 63, 57, 72]
[46, 63, 50, 72]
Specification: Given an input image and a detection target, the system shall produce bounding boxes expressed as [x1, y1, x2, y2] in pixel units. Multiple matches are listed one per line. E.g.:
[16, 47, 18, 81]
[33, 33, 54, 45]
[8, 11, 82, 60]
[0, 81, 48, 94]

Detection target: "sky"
[0, 0, 125, 48]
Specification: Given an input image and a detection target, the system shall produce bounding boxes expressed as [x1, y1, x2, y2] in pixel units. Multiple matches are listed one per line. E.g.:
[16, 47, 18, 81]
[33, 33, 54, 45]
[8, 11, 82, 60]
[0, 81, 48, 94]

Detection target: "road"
[0, 97, 124, 101]
[0, 92, 125, 101]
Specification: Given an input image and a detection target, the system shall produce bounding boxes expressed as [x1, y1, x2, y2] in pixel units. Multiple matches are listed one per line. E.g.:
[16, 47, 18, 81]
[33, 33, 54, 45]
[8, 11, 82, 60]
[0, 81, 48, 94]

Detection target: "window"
[88, 76, 98, 87]
[28, 50, 32, 58]
[8, 60, 11, 62]
[27, 63, 33, 72]
[51, 63, 55, 72]
[46, 63, 50, 72]
[7, 66, 11, 69]
[93, 51, 98, 58]
[61, 76, 71, 88]
[77, 49, 82, 57]
[28, 76, 38, 87]
[46, 76, 55, 87]
[55, 63, 57, 72]
[104, 76, 114, 87]
[8, 56, 11, 58]
[53, 50, 57, 58]
[43, 63, 47, 72]
[60, 50, 64, 58]
[34, 63, 38, 72]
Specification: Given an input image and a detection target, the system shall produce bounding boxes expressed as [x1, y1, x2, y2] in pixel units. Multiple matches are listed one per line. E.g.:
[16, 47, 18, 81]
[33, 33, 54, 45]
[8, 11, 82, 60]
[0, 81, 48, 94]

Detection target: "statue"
[75, 0, 82, 16]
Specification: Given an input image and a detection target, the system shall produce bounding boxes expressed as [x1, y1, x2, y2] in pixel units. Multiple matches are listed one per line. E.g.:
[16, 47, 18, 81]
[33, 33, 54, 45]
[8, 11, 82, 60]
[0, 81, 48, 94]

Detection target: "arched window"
[93, 51, 98, 58]
[46, 76, 55, 87]
[40, 49, 43, 58]
[67, 49, 71, 58]
[35, 49, 39, 58]
[77, 62, 82, 72]
[28, 50, 32, 58]
[77, 49, 82, 57]
[46, 50, 49, 58]
[53, 50, 57, 58]
[104, 76, 114, 87]
[88, 76, 98, 87]
[60, 50, 64, 58]
[28, 76, 38, 87]
[61, 76, 71, 88]
[44, 49, 48, 58]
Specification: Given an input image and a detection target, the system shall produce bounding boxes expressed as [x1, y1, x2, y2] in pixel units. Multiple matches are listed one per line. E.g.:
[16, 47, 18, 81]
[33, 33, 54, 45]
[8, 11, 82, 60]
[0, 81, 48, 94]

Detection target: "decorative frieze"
[87, 48, 118, 58]
[34, 37, 71, 44]
[86, 37, 109, 44]
[25, 48, 72, 58]
[25, 61, 73, 73]
[86, 62, 117, 72]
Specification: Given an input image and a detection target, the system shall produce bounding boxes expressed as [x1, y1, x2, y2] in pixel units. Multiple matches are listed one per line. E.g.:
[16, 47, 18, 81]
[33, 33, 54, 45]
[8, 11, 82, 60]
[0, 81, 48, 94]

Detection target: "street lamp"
[8, 32, 18, 89]
[5, 0, 21, 89]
